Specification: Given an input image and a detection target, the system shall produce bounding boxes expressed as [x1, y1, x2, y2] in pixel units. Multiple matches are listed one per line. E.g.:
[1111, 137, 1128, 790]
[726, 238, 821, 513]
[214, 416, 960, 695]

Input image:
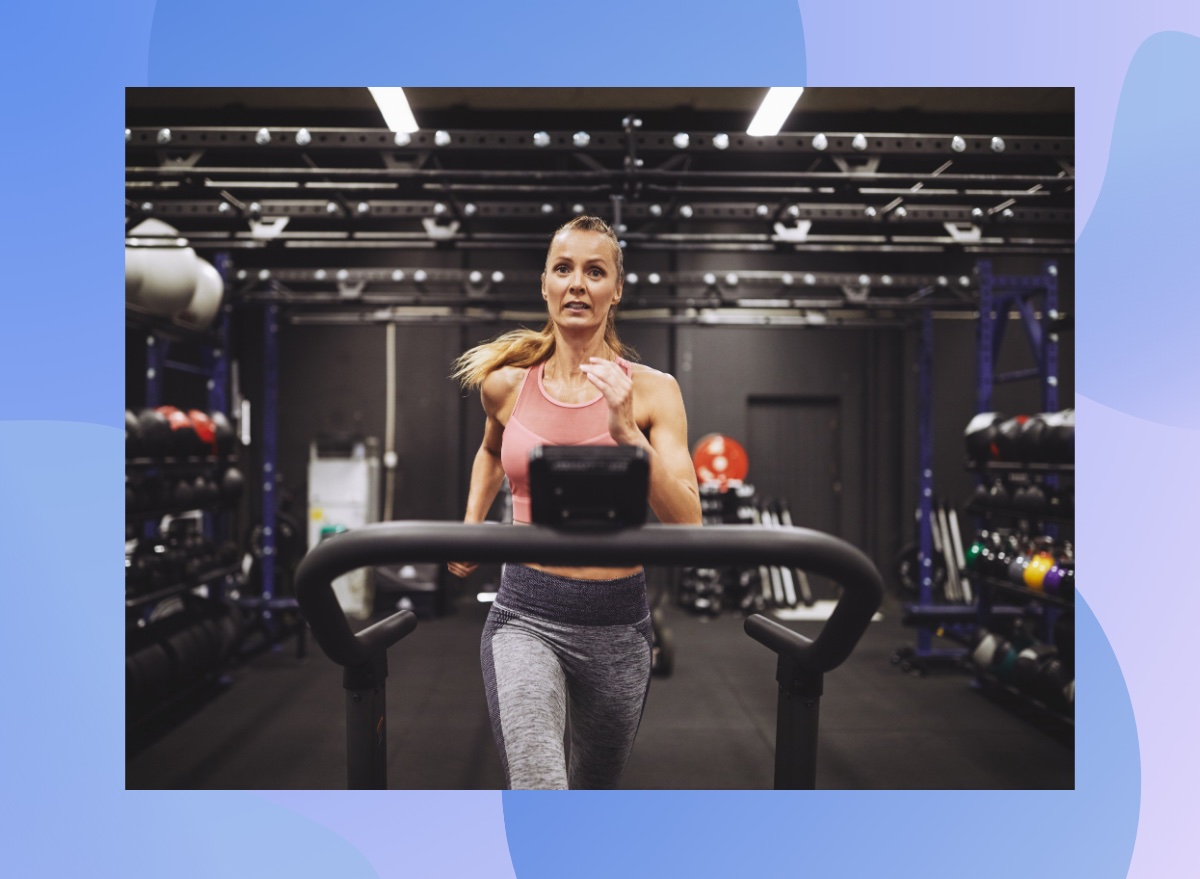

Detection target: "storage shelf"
[971, 669, 1074, 743]
[967, 459, 1074, 475]
[125, 563, 243, 609]
[965, 502, 1074, 525]
[974, 574, 1073, 609]
[126, 500, 239, 522]
[126, 455, 239, 470]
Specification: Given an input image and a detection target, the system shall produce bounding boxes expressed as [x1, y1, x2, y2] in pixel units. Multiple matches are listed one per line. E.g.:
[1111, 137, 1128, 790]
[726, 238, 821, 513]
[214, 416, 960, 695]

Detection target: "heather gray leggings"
[480, 563, 653, 790]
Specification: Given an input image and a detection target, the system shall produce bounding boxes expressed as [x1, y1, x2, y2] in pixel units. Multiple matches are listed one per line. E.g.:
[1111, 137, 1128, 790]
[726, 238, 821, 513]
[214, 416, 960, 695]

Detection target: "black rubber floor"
[126, 593, 1074, 790]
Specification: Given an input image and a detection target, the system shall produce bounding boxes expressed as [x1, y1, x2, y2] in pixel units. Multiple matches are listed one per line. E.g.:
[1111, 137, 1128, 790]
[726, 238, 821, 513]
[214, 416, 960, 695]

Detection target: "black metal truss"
[126, 127, 1072, 158]
[126, 196, 1073, 226]
[125, 125, 1074, 268]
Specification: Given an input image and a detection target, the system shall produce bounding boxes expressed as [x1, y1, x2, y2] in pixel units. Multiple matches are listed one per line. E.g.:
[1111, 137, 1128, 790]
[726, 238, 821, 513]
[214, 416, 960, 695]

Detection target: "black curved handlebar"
[294, 521, 883, 673]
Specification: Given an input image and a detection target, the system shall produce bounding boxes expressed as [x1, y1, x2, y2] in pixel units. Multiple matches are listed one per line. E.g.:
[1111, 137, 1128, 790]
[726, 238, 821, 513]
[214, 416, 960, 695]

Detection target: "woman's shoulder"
[629, 363, 682, 405]
[480, 364, 529, 415]
[630, 362, 678, 386]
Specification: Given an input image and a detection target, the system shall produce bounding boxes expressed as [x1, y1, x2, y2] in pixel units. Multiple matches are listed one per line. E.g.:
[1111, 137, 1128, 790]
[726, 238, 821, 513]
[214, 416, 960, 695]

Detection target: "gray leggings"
[480, 563, 653, 790]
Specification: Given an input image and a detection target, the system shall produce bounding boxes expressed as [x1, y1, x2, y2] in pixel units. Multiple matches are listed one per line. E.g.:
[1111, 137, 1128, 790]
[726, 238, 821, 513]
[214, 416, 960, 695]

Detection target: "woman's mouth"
[564, 302, 590, 312]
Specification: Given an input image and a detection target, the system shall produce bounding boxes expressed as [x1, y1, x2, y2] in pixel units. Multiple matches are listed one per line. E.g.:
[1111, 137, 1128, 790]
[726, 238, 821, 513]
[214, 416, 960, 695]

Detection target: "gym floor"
[126, 587, 1073, 790]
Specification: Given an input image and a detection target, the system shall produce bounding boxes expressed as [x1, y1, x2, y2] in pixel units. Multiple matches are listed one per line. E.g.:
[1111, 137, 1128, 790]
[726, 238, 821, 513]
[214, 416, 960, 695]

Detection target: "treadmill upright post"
[773, 654, 824, 790]
[344, 651, 389, 789]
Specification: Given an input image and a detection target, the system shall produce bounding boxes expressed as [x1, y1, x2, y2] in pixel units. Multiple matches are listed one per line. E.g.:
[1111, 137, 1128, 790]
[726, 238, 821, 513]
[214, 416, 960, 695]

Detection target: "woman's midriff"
[513, 519, 643, 580]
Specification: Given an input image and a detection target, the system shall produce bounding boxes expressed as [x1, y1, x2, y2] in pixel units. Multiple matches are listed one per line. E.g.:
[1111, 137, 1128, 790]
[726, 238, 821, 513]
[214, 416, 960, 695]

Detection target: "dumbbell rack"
[895, 260, 1061, 675]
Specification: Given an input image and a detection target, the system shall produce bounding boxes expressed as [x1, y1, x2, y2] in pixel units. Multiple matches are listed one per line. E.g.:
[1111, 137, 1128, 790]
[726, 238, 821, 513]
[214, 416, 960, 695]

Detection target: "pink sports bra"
[500, 358, 632, 524]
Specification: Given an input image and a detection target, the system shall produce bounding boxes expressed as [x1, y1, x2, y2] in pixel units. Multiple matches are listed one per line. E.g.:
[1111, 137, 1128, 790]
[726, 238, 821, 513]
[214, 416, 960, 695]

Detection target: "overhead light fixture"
[367, 87, 419, 133]
[747, 87, 804, 137]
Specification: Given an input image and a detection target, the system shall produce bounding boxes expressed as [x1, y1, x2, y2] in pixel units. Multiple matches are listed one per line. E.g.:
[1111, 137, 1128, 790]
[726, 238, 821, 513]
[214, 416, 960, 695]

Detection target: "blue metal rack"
[976, 259, 1060, 414]
[896, 259, 1062, 674]
[972, 259, 1066, 651]
[241, 301, 304, 653]
[131, 251, 238, 601]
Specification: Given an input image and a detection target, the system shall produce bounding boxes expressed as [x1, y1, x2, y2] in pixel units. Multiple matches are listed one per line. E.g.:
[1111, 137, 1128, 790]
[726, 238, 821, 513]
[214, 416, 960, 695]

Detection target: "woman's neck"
[544, 331, 614, 385]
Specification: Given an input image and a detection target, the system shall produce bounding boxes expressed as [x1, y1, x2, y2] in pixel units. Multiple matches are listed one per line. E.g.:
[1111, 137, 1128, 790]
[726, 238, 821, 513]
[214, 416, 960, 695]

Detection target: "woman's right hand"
[447, 561, 478, 579]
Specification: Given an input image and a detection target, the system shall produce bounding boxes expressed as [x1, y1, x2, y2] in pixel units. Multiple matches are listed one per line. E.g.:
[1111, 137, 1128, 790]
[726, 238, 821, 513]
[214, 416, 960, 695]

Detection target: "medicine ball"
[1014, 645, 1057, 694]
[125, 410, 143, 458]
[1042, 409, 1075, 463]
[1023, 552, 1055, 591]
[964, 412, 1006, 462]
[210, 411, 235, 455]
[220, 468, 245, 502]
[176, 258, 224, 330]
[125, 219, 199, 318]
[172, 478, 195, 509]
[1015, 415, 1047, 461]
[993, 416, 1029, 461]
[1053, 614, 1075, 672]
[187, 410, 219, 457]
[157, 406, 201, 457]
[137, 408, 172, 457]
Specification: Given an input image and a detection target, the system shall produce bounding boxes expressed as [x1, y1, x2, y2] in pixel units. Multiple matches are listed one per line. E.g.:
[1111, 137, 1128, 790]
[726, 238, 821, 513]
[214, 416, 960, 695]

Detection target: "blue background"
[2, 2, 1195, 876]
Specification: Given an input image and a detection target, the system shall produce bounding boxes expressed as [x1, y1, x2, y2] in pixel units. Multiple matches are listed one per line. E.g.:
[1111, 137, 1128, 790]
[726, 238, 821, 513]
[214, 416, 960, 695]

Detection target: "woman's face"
[541, 229, 622, 333]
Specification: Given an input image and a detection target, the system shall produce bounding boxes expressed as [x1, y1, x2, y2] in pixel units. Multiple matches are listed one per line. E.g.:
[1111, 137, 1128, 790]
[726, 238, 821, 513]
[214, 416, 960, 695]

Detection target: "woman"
[449, 215, 701, 789]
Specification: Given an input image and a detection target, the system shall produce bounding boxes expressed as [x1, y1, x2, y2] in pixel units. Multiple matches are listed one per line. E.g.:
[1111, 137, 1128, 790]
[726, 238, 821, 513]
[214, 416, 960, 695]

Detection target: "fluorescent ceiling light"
[368, 87, 419, 133]
[747, 87, 804, 136]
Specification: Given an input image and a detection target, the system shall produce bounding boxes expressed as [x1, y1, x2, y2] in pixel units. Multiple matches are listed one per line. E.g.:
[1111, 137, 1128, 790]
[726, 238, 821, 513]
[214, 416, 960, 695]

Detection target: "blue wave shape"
[1077, 31, 1200, 428]
[502, 591, 1138, 877]
[146, 0, 805, 84]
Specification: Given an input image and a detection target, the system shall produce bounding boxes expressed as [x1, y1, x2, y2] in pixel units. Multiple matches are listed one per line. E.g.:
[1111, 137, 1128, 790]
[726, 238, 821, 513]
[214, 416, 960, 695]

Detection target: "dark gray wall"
[232, 262, 1073, 584]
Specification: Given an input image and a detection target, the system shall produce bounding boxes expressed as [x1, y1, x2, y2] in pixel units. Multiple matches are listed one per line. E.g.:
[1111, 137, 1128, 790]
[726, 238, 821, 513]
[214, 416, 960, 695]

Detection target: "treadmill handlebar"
[294, 522, 883, 672]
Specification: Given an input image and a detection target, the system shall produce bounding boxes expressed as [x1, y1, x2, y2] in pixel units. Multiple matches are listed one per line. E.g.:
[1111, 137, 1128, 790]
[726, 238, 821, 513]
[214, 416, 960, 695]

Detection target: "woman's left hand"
[579, 357, 643, 446]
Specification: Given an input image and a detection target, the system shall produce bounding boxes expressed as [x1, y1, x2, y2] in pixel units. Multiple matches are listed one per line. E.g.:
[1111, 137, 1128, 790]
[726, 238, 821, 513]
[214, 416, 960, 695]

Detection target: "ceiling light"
[368, 87, 420, 133]
[712, 133, 730, 150]
[673, 133, 690, 149]
[747, 87, 804, 137]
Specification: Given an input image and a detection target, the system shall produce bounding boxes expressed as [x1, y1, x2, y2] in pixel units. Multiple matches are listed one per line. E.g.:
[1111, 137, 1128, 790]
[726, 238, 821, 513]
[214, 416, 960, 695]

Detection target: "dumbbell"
[987, 480, 1009, 507]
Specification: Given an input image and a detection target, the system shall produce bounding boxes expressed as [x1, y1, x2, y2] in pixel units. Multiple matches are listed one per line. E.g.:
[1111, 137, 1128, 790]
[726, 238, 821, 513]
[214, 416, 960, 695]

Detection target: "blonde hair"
[451, 216, 636, 389]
